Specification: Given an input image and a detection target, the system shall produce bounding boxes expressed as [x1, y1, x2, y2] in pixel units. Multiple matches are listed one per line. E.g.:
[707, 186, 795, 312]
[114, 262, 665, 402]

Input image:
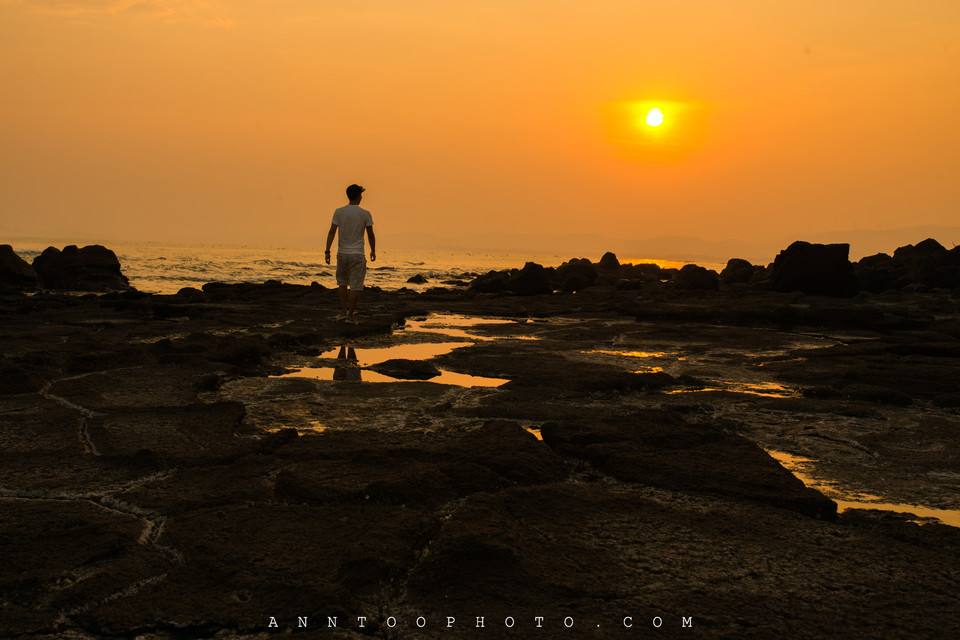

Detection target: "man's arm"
[366, 226, 376, 262]
[324, 224, 337, 264]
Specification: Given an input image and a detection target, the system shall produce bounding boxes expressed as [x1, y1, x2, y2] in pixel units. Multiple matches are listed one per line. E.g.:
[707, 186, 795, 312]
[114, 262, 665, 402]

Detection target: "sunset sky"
[1, 1, 957, 261]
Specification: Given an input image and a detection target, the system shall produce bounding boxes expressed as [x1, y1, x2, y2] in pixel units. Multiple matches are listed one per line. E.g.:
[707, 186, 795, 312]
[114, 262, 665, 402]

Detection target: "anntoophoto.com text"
[265, 614, 695, 631]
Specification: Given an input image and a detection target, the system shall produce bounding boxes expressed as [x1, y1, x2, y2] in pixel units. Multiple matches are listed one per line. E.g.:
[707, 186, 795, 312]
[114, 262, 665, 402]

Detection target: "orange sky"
[1, 1, 957, 261]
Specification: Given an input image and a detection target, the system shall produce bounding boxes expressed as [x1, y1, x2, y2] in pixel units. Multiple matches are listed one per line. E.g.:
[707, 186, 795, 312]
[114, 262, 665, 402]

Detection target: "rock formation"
[0, 245, 37, 291]
[32, 244, 130, 291]
[770, 241, 858, 297]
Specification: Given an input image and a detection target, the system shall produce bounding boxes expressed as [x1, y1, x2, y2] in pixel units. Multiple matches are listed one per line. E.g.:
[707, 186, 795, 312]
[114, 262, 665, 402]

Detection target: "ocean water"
[9, 241, 722, 294]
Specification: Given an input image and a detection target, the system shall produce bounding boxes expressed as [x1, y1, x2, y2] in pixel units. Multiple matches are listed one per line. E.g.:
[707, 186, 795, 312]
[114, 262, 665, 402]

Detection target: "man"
[325, 184, 376, 323]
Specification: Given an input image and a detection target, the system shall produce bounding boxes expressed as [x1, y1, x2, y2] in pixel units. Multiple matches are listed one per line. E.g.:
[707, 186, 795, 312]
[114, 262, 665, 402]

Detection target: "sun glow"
[645, 107, 665, 127]
[603, 98, 707, 159]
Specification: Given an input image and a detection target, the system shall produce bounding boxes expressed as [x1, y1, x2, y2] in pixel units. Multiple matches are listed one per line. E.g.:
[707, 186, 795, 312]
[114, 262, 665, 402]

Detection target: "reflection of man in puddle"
[324, 184, 376, 324]
[332, 345, 361, 382]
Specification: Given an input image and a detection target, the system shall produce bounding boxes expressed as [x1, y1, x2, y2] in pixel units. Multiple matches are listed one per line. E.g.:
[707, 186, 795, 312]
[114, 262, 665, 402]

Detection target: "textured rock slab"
[77, 503, 434, 635]
[0, 500, 170, 636]
[275, 422, 566, 509]
[86, 402, 249, 463]
[407, 482, 960, 639]
[541, 412, 836, 519]
[47, 366, 204, 411]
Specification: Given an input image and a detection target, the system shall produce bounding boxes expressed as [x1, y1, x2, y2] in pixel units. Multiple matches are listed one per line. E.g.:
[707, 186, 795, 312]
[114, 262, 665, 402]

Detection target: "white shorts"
[336, 253, 367, 290]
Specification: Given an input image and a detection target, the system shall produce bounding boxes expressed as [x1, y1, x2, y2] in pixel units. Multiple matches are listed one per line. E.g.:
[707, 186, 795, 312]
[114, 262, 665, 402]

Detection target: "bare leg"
[347, 289, 361, 317]
[337, 285, 349, 313]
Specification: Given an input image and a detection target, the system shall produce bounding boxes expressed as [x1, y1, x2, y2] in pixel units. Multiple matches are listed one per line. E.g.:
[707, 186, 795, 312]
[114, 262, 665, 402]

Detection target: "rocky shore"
[1, 241, 959, 639]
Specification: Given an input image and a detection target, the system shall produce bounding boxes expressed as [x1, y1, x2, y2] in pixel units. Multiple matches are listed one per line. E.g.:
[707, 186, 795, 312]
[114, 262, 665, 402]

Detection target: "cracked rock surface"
[2, 283, 959, 639]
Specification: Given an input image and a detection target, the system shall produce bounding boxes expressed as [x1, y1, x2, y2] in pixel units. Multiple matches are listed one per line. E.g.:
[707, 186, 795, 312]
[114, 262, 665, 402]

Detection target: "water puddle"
[265, 420, 327, 434]
[767, 450, 960, 528]
[318, 342, 470, 362]
[585, 347, 798, 397]
[274, 317, 513, 387]
[278, 363, 508, 387]
[402, 314, 537, 341]
[590, 349, 673, 359]
[666, 381, 798, 398]
[524, 426, 543, 441]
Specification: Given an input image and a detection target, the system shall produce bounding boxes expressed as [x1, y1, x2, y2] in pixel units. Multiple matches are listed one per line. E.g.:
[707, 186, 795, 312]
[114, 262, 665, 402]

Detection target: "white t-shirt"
[331, 204, 373, 255]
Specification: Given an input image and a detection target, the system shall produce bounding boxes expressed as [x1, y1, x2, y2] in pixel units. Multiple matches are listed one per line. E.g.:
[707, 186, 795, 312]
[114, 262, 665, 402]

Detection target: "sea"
[8, 241, 723, 294]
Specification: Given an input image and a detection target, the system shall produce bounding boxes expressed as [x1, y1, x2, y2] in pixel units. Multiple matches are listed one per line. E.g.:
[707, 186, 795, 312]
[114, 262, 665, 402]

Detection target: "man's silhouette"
[324, 184, 376, 323]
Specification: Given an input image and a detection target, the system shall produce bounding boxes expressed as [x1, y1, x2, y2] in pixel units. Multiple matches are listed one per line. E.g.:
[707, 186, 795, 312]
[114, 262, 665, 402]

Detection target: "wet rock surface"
[2, 268, 960, 638]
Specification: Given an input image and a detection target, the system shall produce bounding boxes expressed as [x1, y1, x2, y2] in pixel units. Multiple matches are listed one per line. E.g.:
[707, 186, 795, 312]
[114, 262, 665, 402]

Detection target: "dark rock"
[447, 421, 567, 486]
[0, 245, 37, 291]
[32, 244, 130, 291]
[673, 264, 720, 290]
[540, 413, 837, 519]
[856, 240, 959, 291]
[366, 358, 441, 380]
[406, 274, 429, 284]
[720, 258, 755, 284]
[0, 500, 172, 635]
[175, 286, 205, 301]
[469, 269, 511, 293]
[893, 237, 949, 262]
[598, 251, 620, 270]
[619, 262, 662, 281]
[892, 238, 958, 289]
[855, 252, 898, 292]
[840, 384, 913, 406]
[441, 278, 470, 286]
[201, 281, 231, 294]
[933, 392, 960, 408]
[85, 402, 249, 463]
[506, 262, 553, 295]
[193, 373, 222, 392]
[770, 241, 858, 296]
[555, 258, 598, 292]
[274, 422, 565, 510]
[803, 384, 913, 406]
[0, 362, 44, 394]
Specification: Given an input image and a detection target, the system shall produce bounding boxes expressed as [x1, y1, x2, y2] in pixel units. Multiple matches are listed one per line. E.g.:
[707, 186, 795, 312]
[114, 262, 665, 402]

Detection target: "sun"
[609, 98, 701, 154]
[645, 107, 665, 127]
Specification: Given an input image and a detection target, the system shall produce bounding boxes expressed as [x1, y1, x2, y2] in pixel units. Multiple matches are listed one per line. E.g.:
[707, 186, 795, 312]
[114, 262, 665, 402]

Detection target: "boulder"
[770, 241, 858, 297]
[0, 245, 37, 291]
[32, 245, 130, 291]
[555, 258, 598, 292]
[175, 286, 206, 301]
[406, 274, 429, 284]
[506, 262, 553, 295]
[672, 264, 719, 290]
[891, 238, 958, 289]
[855, 253, 898, 292]
[366, 359, 441, 380]
[720, 258, 755, 285]
[620, 262, 662, 279]
[469, 270, 511, 294]
[893, 237, 948, 263]
[854, 239, 959, 291]
[598, 251, 620, 270]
